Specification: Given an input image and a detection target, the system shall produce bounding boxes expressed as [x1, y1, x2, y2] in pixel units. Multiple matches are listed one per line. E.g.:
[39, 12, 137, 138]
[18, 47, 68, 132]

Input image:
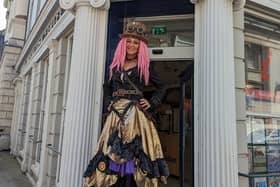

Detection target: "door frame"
[150, 48, 194, 187]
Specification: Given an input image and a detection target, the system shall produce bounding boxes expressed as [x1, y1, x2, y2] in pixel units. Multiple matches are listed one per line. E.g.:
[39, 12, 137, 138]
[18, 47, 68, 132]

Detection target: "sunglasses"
[127, 25, 144, 34]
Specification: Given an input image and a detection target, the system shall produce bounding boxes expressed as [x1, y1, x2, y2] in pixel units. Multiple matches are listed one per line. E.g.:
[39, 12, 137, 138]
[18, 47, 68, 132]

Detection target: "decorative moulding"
[59, 0, 110, 10]
[90, 0, 106, 7]
[59, 0, 76, 10]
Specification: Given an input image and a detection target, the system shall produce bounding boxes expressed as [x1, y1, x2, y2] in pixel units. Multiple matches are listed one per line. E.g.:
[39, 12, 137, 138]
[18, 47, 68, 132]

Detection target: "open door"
[145, 61, 193, 187]
[179, 64, 194, 187]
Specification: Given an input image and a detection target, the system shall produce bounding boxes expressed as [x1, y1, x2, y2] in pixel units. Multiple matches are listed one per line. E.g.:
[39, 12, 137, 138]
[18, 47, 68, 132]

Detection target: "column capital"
[47, 39, 58, 52]
[12, 76, 23, 85]
[191, 0, 246, 9]
[59, 0, 110, 10]
[233, 0, 246, 11]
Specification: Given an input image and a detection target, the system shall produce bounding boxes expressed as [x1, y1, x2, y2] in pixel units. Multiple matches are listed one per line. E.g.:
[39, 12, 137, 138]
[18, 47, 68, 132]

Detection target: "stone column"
[58, 0, 110, 186]
[37, 39, 58, 187]
[191, 0, 244, 186]
[10, 78, 23, 156]
[21, 67, 36, 172]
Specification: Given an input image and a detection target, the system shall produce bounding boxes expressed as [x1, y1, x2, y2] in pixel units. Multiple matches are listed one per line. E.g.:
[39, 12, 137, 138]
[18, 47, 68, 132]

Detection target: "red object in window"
[261, 51, 271, 81]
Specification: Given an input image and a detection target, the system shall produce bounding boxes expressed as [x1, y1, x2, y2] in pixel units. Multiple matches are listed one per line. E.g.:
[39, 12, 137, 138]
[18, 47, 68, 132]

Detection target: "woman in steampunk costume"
[83, 21, 169, 187]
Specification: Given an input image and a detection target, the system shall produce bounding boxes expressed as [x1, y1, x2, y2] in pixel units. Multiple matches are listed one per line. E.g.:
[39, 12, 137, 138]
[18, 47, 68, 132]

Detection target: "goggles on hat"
[127, 25, 144, 34]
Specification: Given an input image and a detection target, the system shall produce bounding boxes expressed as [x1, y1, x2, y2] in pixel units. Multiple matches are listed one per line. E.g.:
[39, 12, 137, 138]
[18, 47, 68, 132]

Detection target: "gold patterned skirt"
[83, 99, 169, 187]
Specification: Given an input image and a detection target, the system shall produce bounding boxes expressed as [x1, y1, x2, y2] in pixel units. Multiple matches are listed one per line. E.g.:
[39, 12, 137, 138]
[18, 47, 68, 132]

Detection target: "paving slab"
[0, 151, 32, 187]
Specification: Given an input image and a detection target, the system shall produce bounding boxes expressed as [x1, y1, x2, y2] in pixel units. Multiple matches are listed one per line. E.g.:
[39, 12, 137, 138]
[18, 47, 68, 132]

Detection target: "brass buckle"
[112, 89, 138, 96]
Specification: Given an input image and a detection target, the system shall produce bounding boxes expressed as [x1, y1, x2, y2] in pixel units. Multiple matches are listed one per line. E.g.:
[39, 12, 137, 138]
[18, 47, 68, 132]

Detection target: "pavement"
[0, 151, 32, 187]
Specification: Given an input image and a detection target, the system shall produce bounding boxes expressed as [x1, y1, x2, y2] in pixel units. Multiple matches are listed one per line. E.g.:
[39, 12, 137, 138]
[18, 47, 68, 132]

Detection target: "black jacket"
[103, 65, 166, 111]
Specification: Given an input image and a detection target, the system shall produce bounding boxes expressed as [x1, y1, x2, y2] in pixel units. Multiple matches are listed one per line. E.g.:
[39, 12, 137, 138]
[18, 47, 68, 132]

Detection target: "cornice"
[15, 1, 64, 71]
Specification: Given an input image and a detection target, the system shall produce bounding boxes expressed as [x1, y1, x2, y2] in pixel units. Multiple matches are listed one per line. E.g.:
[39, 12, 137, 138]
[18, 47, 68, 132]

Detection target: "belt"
[112, 89, 142, 97]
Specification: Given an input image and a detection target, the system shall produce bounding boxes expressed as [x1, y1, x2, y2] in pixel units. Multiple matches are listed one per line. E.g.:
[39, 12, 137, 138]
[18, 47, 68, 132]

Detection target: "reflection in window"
[245, 42, 280, 116]
[127, 15, 194, 48]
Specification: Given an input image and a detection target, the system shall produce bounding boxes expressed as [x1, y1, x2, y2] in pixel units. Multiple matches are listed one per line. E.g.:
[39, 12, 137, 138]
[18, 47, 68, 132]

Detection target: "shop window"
[245, 42, 280, 116]
[247, 117, 280, 186]
[247, 118, 280, 172]
[245, 40, 280, 186]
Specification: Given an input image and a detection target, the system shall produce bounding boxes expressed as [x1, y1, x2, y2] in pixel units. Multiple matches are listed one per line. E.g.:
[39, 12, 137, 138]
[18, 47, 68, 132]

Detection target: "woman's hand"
[107, 101, 113, 111]
[140, 98, 151, 110]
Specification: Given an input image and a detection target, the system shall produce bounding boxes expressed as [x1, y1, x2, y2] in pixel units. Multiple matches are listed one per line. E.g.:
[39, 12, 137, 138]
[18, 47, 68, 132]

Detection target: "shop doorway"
[147, 52, 194, 187]
[106, 2, 195, 185]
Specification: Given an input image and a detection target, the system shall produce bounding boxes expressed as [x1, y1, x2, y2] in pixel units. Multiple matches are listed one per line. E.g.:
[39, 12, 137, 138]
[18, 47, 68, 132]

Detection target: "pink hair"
[109, 37, 150, 85]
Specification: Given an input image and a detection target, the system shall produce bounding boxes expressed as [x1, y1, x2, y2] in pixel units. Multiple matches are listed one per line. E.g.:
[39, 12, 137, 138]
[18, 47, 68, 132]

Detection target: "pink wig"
[109, 37, 150, 85]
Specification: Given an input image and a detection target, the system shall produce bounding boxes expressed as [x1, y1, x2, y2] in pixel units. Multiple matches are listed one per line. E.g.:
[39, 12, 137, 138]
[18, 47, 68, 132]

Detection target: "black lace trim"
[108, 131, 142, 160]
[138, 151, 169, 178]
[83, 132, 169, 178]
[83, 151, 104, 177]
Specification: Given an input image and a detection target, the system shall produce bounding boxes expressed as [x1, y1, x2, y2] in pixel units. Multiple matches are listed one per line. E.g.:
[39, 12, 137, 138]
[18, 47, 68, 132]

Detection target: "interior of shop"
[145, 60, 193, 187]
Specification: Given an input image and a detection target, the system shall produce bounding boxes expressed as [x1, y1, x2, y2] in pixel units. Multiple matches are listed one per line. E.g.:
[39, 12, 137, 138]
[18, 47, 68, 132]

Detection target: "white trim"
[245, 8, 280, 25]
[245, 33, 280, 49]
[149, 47, 194, 61]
[134, 14, 194, 22]
[248, 0, 280, 12]
[246, 112, 280, 119]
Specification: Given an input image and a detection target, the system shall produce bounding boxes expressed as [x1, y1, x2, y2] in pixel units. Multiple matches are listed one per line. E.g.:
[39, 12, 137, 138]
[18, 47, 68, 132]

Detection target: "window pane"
[268, 176, 280, 187]
[132, 17, 194, 48]
[253, 146, 267, 173]
[245, 42, 280, 116]
[265, 119, 279, 144]
[254, 177, 267, 187]
[252, 118, 265, 144]
[267, 145, 280, 172]
[247, 118, 252, 144]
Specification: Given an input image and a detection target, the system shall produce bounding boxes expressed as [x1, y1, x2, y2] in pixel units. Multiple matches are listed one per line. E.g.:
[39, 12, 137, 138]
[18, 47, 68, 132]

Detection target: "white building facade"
[1, 0, 280, 187]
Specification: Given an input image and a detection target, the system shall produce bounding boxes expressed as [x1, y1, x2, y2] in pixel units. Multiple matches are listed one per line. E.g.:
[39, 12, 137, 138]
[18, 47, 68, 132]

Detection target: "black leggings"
[111, 174, 137, 187]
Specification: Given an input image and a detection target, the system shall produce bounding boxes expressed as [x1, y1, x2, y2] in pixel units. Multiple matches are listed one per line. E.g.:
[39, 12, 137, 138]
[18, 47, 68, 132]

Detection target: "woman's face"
[126, 37, 140, 56]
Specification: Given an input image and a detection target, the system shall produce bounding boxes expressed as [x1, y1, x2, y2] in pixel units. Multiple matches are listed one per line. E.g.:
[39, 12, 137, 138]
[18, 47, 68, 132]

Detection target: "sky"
[0, 0, 7, 30]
